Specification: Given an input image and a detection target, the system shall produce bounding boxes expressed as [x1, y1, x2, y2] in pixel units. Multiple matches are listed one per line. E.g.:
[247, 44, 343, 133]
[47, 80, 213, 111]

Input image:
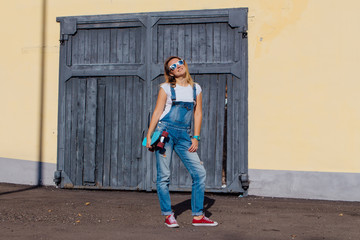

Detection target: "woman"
[146, 56, 218, 228]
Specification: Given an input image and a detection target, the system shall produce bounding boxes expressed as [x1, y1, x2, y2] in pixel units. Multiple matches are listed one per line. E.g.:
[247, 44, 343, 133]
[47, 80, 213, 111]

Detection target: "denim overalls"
[155, 85, 206, 216]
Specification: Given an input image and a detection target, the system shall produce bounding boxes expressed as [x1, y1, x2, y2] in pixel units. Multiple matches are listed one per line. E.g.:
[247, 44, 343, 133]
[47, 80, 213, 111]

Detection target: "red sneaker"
[192, 216, 218, 226]
[165, 214, 179, 228]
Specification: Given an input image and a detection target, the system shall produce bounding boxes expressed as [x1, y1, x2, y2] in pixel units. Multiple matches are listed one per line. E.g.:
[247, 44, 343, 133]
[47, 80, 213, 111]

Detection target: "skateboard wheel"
[157, 142, 164, 148]
[162, 131, 169, 137]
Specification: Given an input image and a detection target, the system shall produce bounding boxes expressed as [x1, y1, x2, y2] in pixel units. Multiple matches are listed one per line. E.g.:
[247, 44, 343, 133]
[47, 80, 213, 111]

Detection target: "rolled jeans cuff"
[161, 211, 174, 216]
[192, 211, 204, 216]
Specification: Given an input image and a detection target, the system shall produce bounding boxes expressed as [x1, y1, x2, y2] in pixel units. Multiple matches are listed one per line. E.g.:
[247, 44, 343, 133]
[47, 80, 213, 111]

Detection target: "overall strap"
[193, 84, 197, 104]
[170, 86, 176, 101]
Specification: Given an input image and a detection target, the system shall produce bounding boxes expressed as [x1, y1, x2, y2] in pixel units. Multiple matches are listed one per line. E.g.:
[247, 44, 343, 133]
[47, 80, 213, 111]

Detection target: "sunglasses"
[169, 59, 184, 71]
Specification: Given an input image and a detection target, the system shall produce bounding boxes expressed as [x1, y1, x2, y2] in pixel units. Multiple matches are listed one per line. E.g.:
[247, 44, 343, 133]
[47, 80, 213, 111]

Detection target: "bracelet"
[193, 135, 200, 141]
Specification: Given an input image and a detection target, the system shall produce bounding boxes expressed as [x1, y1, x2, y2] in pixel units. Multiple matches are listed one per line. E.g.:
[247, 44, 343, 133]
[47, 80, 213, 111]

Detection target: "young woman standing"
[146, 56, 218, 228]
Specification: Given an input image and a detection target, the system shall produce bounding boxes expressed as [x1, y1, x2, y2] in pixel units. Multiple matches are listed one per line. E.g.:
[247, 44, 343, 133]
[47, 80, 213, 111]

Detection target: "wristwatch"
[193, 135, 200, 141]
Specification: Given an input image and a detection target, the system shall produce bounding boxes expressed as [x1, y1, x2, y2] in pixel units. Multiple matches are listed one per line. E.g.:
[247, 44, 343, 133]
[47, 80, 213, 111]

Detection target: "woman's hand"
[188, 138, 199, 152]
[146, 137, 152, 149]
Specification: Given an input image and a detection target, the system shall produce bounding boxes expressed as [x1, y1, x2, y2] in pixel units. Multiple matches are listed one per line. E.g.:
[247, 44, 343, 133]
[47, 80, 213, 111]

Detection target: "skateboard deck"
[142, 131, 161, 147]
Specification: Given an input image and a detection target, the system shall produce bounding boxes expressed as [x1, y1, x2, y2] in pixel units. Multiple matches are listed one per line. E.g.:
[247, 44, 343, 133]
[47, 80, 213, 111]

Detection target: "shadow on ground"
[0, 186, 40, 196]
[172, 196, 215, 218]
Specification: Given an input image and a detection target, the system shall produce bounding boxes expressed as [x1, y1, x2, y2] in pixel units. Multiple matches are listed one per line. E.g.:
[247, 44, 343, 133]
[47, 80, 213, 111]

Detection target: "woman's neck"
[175, 77, 188, 87]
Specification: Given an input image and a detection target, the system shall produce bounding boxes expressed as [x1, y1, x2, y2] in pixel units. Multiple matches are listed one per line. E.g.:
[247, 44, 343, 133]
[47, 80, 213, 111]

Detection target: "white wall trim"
[248, 169, 360, 202]
[0, 157, 56, 186]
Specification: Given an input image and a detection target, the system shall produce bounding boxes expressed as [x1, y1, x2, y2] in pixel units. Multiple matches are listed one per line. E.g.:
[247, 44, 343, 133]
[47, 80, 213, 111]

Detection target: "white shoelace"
[202, 216, 213, 222]
[168, 214, 177, 223]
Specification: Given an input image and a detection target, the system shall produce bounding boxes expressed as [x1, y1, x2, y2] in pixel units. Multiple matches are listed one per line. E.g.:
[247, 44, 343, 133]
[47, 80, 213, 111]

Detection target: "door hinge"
[53, 170, 62, 185]
[239, 173, 250, 190]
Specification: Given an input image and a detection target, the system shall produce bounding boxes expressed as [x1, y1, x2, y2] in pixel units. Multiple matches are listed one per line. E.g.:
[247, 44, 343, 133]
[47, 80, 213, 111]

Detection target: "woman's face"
[168, 58, 186, 78]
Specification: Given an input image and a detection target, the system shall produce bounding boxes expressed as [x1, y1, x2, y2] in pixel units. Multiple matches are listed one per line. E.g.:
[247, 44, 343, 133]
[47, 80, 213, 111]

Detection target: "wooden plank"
[134, 77, 143, 175]
[241, 35, 249, 174]
[220, 23, 228, 62]
[215, 74, 226, 186]
[83, 78, 97, 184]
[117, 76, 126, 187]
[95, 80, 106, 186]
[116, 28, 124, 63]
[129, 28, 136, 63]
[123, 76, 132, 187]
[66, 36, 72, 66]
[131, 76, 139, 187]
[199, 24, 206, 62]
[227, 25, 235, 62]
[131, 76, 141, 187]
[64, 80, 72, 182]
[184, 25, 192, 61]
[157, 25, 164, 63]
[123, 28, 130, 63]
[157, 16, 228, 26]
[77, 21, 143, 29]
[191, 24, 199, 62]
[103, 77, 113, 186]
[134, 27, 142, 63]
[152, 23, 158, 63]
[239, 75, 246, 173]
[71, 32, 79, 65]
[70, 79, 79, 183]
[75, 79, 87, 186]
[163, 26, 171, 60]
[133, 77, 142, 187]
[206, 74, 217, 187]
[103, 29, 111, 64]
[170, 25, 177, 57]
[97, 29, 105, 64]
[78, 30, 85, 64]
[116, 29, 125, 63]
[213, 23, 221, 62]
[177, 25, 185, 58]
[110, 29, 118, 63]
[233, 75, 240, 177]
[205, 24, 213, 63]
[84, 30, 91, 64]
[226, 74, 234, 180]
[110, 77, 120, 187]
[90, 30, 98, 64]
[234, 29, 240, 62]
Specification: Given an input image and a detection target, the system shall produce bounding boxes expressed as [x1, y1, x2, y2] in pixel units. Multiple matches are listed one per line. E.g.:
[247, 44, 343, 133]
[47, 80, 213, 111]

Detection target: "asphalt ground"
[0, 183, 359, 240]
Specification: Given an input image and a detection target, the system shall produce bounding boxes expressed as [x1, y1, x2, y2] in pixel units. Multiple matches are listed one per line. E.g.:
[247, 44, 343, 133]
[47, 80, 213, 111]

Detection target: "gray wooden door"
[55, 9, 248, 193]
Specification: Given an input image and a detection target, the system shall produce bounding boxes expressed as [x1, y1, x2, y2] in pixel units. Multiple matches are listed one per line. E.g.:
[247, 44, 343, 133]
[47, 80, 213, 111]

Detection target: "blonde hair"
[164, 56, 194, 88]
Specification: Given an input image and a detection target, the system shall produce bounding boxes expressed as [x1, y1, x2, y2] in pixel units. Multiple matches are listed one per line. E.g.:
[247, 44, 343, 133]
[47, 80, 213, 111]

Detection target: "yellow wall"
[1, 0, 359, 173]
[0, 1, 43, 161]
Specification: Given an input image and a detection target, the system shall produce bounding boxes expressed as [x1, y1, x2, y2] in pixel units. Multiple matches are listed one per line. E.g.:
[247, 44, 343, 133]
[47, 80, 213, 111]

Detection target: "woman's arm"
[188, 92, 202, 152]
[146, 87, 167, 148]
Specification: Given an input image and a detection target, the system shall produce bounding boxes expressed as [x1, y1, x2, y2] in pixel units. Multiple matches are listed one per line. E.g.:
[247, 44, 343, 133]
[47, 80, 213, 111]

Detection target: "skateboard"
[142, 131, 169, 152]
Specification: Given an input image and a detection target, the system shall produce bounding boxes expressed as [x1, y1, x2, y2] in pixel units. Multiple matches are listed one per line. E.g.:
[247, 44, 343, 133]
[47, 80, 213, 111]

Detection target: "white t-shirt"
[159, 83, 202, 120]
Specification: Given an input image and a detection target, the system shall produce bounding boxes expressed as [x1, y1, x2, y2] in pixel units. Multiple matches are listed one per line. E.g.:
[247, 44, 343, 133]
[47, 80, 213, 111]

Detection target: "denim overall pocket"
[170, 103, 193, 125]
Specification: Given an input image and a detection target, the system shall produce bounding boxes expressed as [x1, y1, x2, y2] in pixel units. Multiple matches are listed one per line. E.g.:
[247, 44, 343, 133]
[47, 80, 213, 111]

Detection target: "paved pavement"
[0, 183, 359, 240]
